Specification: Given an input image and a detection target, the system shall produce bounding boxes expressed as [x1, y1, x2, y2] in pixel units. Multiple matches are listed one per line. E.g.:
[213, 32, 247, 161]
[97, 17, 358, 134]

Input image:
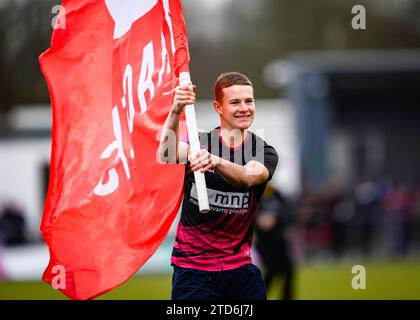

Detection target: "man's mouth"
[234, 114, 251, 120]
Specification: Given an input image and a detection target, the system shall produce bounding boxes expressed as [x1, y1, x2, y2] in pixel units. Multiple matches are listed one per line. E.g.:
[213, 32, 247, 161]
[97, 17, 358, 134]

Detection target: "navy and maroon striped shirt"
[171, 127, 278, 271]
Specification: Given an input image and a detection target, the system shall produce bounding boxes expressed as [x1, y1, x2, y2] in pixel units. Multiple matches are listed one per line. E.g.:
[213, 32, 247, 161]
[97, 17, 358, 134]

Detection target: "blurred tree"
[0, 2, 14, 114]
[0, 0, 419, 114]
[0, 0, 58, 115]
[187, 0, 420, 99]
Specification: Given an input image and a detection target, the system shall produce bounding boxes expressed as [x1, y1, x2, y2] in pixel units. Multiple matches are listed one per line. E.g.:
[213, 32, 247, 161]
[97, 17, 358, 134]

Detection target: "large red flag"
[40, 0, 190, 300]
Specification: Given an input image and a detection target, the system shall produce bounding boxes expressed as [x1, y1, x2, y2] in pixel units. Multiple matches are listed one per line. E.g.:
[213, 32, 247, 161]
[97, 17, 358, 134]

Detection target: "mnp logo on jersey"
[40, 0, 190, 300]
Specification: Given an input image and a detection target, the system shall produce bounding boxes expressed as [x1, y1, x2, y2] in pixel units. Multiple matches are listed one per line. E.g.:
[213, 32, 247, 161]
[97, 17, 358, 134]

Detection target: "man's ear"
[213, 100, 222, 114]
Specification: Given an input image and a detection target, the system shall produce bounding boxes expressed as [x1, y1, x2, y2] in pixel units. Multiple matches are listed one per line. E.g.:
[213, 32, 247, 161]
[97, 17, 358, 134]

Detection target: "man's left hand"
[189, 149, 222, 173]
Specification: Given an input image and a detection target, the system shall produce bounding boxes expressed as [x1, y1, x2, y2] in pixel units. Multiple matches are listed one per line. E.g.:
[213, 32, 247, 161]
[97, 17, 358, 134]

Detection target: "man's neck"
[219, 126, 248, 148]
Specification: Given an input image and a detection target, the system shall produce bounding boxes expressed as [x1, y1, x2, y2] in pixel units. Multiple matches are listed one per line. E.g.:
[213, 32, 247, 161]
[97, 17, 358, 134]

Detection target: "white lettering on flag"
[94, 0, 178, 198]
[95, 32, 171, 197]
[138, 41, 155, 115]
[122, 64, 135, 133]
[158, 32, 171, 87]
[94, 106, 131, 196]
[105, 0, 158, 39]
[162, 0, 176, 54]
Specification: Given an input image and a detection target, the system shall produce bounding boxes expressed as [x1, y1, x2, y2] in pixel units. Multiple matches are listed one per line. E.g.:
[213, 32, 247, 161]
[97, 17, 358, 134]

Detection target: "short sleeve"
[263, 144, 279, 181]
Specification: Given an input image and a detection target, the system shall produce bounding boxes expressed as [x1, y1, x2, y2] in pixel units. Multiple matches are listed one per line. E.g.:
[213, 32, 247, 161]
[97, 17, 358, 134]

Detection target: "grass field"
[0, 259, 419, 300]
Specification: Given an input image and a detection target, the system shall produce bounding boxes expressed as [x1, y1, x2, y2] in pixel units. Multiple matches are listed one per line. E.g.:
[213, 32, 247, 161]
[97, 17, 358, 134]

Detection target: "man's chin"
[234, 121, 252, 130]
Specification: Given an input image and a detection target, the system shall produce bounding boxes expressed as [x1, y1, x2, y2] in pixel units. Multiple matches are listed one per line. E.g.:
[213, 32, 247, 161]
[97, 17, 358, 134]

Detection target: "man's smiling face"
[215, 85, 255, 131]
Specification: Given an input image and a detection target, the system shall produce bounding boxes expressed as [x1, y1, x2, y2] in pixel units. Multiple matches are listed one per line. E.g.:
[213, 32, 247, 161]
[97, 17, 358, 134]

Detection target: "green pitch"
[0, 260, 419, 300]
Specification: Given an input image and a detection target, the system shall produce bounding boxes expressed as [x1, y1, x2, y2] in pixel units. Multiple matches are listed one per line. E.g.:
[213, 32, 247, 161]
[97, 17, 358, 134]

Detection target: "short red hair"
[214, 72, 253, 102]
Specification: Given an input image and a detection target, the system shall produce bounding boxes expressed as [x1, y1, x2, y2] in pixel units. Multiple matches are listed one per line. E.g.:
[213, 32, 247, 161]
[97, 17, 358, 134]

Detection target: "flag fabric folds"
[40, 0, 190, 300]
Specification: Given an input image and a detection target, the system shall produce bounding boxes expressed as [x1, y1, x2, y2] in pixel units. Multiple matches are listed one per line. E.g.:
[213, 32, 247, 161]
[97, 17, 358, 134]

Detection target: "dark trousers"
[264, 266, 294, 300]
[172, 264, 267, 300]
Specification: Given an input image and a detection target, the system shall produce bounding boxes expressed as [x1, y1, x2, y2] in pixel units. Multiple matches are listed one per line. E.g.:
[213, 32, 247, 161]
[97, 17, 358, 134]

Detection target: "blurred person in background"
[295, 183, 337, 260]
[330, 186, 354, 259]
[410, 181, 420, 255]
[255, 183, 295, 300]
[353, 178, 382, 257]
[383, 182, 413, 257]
[0, 201, 27, 247]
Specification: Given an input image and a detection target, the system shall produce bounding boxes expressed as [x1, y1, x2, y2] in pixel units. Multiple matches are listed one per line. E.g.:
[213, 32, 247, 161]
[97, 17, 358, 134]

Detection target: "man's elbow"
[243, 164, 270, 187]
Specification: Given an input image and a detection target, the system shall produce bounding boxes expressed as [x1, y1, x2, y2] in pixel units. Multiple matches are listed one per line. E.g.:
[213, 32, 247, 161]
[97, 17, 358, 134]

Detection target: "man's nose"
[238, 101, 248, 111]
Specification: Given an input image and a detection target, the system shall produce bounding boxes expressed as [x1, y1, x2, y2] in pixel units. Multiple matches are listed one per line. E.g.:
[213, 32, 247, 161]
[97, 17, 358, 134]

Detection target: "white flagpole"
[179, 72, 210, 213]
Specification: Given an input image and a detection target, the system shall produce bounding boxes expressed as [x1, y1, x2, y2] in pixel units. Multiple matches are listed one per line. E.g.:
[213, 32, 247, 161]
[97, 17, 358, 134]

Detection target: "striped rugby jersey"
[171, 127, 278, 271]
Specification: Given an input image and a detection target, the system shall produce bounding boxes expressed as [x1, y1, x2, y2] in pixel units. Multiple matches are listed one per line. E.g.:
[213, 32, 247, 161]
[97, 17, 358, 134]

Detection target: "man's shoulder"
[197, 127, 219, 144]
[247, 130, 273, 148]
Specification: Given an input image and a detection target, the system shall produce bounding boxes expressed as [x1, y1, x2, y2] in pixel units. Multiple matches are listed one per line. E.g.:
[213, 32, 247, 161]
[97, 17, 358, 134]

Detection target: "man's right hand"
[159, 84, 195, 164]
[172, 85, 196, 114]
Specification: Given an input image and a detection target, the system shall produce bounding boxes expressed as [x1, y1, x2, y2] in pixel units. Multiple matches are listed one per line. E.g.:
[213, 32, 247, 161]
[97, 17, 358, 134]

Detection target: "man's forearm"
[159, 85, 195, 163]
[190, 150, 269, 188]
[213, 157, 254, 189]
[159, 109, 181, 163]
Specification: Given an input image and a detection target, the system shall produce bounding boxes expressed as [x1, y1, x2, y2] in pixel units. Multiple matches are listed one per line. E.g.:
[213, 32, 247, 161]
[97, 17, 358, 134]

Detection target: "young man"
[159, 72, 278, 300]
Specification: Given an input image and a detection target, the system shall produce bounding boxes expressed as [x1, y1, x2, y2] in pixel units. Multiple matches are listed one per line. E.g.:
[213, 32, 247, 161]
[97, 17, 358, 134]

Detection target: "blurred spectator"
[296, 181, 340, 259]
[255, 184, 295, 300]
[0, 202, 27, 246]
[410, 182, 420, 254]
[383, 183, 413, 257]
[353, 178, 382, 257]
[331, 197, 354, 258]
[0, 246, 5, 280]
[286, 175, 420, 262]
